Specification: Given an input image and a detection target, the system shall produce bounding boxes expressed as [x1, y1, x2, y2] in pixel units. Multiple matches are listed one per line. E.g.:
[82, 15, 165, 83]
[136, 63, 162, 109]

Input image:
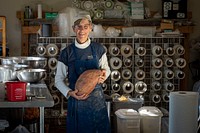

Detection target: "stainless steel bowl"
[0, 65, 17, 82]
[0, 56, 47, 69]
[0, 57, 22, 65]
[0, 64, 29, 82]
[13, 64, 29, 71]
[20, 57, 47, 69]
[17, 69, 46, 83]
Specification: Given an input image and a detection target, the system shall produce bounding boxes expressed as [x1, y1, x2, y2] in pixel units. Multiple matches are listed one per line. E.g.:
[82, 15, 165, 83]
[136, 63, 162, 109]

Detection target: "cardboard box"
[160, 22, 174, 30]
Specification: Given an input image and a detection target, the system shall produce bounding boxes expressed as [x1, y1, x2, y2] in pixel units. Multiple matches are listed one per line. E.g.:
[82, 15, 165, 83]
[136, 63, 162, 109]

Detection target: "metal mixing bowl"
[0, 64, 29, 82]
[13, 64, 29, 71]
[0, 65, 17, 81]
[0, 56, 47, 69]
[17, 69, 46, 83]
[0, 57, 22, 65]
[20, 57, 47, 69]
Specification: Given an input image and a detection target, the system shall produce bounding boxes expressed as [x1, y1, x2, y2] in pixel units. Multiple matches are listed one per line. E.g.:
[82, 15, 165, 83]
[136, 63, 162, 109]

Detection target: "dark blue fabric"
[59, 42, 105, 89]
[67, 87, 110, 133]
[59, 42, 110, 133]
[73, 43, 99, 76]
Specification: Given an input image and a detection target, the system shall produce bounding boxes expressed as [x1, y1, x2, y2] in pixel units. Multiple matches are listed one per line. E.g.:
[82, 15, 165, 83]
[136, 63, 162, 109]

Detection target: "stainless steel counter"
[0, 83, 54, 133]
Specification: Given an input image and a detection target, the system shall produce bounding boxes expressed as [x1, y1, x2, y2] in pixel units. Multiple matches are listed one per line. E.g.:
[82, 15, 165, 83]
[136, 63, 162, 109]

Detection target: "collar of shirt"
[75, 38, 91, 49]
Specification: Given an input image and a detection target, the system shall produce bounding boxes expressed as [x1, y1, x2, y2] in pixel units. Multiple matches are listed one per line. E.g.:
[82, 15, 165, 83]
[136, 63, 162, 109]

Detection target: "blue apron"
[67, 44, 111, 133]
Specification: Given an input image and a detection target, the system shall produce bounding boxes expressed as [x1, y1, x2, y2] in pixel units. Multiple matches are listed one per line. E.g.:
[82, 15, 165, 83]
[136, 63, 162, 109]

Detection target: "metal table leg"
[40, 107, 44, 133]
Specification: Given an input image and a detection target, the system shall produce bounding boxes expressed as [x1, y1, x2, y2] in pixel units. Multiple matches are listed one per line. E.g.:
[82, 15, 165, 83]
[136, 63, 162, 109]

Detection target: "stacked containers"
[138, 106, 163, 133]
[113, 98, 143, 133]
[115, 109, 140, 133]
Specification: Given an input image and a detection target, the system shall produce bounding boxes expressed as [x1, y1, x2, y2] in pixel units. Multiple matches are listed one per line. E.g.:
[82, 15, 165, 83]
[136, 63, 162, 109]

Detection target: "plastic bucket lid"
[115, 109, 140, 119]
[138, 106, 163, 117]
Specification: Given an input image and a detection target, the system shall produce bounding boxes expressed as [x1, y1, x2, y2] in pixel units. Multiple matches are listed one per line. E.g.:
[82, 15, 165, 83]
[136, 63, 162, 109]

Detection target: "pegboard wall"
[28, 36, 186, 126]
[33, 36, 186, 114]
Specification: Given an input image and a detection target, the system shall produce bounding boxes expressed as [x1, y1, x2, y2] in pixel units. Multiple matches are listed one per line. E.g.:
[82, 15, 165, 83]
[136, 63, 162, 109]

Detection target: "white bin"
[138, 106, 163, 133]
[115, 109, 140, 133]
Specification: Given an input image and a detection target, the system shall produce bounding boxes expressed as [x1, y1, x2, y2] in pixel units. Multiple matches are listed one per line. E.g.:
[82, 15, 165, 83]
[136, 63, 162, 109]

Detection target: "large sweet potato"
[75, 69, 105, 96]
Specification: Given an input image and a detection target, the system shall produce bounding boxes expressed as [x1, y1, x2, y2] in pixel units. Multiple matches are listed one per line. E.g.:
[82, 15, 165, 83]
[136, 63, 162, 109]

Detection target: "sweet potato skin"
[75, 69, 105, 96]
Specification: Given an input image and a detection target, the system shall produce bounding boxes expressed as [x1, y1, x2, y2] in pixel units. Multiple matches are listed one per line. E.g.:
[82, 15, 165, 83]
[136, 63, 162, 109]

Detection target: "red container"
[6, 82, 27, 101]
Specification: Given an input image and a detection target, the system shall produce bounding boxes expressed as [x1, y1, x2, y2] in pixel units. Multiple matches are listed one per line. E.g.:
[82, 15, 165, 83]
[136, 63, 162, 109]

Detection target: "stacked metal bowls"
[0, 65, 18, 81]
[0, 64, 29, 81]
[1, 56, 47, 68]
[0, 56, 47, 83]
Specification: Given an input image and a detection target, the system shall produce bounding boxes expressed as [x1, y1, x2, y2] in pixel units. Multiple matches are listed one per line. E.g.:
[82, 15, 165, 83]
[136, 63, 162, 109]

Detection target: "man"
[55, 15, 111, 133]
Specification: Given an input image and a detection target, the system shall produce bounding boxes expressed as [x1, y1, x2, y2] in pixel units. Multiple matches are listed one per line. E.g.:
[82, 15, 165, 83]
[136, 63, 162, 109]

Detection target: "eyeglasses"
[74, 24, 91, 30]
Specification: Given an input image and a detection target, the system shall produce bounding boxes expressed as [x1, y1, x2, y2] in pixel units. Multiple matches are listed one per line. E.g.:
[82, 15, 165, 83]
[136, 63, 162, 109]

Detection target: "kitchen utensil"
[46, 44, 58, 57]
[20, 57, 47, 69]
[0, 64, 29, 82]
[120, 44, 133, 58]
[36, 45, 46, 56]
[17, 69, 46, 83]
[0, 65, 17, 81]
[0, 56, 22, 65]
[135, 81, 147, 94]
[0, 56, 47, 69]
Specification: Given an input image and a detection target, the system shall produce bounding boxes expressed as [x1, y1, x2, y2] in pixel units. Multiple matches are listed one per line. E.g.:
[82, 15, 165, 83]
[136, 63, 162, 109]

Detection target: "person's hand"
[68, 89, 89, 100]
[98, 69, 106, 84]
